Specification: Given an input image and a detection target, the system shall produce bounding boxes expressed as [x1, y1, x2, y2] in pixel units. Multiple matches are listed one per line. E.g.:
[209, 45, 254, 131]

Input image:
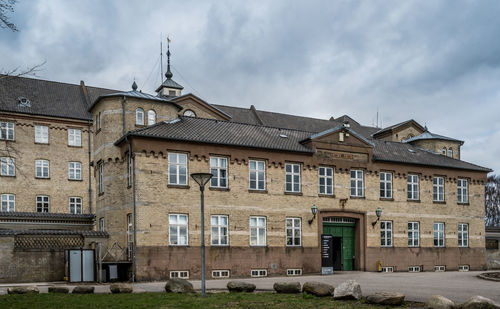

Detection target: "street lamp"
[308, 204, 318, 225]
[190, 172, 213, 297]
[371, 207, 383, 227]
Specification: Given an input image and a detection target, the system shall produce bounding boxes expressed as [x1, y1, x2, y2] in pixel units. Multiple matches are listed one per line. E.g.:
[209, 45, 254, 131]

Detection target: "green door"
[323, 221, 355, 271]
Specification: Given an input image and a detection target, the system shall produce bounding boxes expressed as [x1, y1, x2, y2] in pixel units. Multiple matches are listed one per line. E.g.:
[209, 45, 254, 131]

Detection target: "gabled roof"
[371, 119, 425, 138]
[172, 93, 232, 120]
[88, 89, 183, 111]
[155, 78, 184, 92]
[302, 125, 375, 146]
[403, 130, 464, 144]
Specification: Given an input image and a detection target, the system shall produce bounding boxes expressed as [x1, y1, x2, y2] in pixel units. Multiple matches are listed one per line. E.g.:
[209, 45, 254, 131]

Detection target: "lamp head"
[190, 173, 213, 187]
[311, 205, 318, 216]
[375, 207, 382, 218]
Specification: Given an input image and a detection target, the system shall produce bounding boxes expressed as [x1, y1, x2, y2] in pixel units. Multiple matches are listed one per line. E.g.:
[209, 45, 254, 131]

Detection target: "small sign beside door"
[321, 234, 334, 275]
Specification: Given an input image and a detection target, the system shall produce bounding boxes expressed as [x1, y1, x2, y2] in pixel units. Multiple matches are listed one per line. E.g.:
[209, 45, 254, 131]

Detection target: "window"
[457, 179, 468, 204]
[35, 160, 49, 178]
[69, 197, 82, 214]
[434, 222, 445, 247]
[448, 148, 453, 157]
[319, 167, 334, 195]
[458, 223, 468, 247]
[287, 269, 302, 276]
[127, 155, 132, 187]
[408, 222, 420, 247]
[0, 157, 15, 176]
[169, 90, 178, 97]
[147, 110, 156, 125]
[407, 174, 419, 200]
[249, 160, 265, 190]
[211, 215, 228, 246]
[169, 214, 188, 245]
[381, 266, 394, 272]
[168, 153, 188, 185]
[250, 216, 266, 246]
[35, 125, 49, 144]
[36, 195, 49, 213]
[68, 129, 81, 146]
[433, 176, 445, 202]
[99, 218, 105, 231]
[170, 271, 189, 279]
[1, 194, 15, 212]
[350, 170, 364, 197]
[380, 221, 393, 247]
[183, 109, 196, 117]
[408, 266, 421, 272]
[127, 214, 133, 260]
[380, 172, 393, 199]
[250, 269, 267, 277]
[458, 265, 469, 272]
[0, 121, 15, 140]
[210, 157, 228, 188]
[285, 163, 301, 192]
[136, 108, 144, 125]
[441, 147, 447, 155]
[212, 270, 230, 278]
[286, 218, 301, 246]
[434, 265, 445, 272]
[68, 162, 82, 180]
[98, 162, 104, 194]
[95, 112, 101, 131]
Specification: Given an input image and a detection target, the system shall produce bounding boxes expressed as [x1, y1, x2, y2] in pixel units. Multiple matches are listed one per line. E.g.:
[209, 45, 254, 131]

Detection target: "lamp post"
[190, 172, 213, 297]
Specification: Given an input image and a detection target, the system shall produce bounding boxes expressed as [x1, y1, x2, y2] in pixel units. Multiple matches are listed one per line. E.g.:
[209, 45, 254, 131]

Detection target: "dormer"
[403, 127, 464, 160]
[371, 119, 425, 142]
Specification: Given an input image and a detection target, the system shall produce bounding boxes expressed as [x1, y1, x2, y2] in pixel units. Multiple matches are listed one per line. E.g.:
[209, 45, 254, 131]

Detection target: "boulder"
[459, 296, 500, 309]
[425, 295, 455, 309]
[227, 281, 256, 293]
[273, 282, 301, 294]
[333, 280, 362, 300]
[366, 291, 405, 306]
[7, 286, 39, 294]
[72, 286, 95, 294]
[110, 283, 133, 294]
[302, 281, 335, 297]
[48, 286, 69, 294]
[164, 278, 195, 293]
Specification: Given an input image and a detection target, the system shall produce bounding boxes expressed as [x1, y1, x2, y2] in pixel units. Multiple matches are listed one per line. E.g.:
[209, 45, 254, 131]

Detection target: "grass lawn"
[0, 292, 412, 309]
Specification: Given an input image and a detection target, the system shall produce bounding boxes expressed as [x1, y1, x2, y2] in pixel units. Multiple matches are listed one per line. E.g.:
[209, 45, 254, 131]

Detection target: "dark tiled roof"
[123, 116, 314, 153]
[0, 229, 108, 237]
[371, 119, 424, 137]
[404, 130, 463, 144]
[0, 212, 95, 220]
[88, 90, 183, 111]
[155, 78, 184, 92]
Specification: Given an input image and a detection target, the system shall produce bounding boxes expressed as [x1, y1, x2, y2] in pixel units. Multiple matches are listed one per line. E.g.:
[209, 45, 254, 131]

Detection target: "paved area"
[0, 271, 499, 303]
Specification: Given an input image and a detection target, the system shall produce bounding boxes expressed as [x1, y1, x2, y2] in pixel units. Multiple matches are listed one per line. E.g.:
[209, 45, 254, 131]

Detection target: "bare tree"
[0, 0, 17, 31]
[486, 175, 500, 227]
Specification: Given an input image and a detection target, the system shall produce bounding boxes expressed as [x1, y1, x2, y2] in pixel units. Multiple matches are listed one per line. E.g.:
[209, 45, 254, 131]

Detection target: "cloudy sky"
[1, 0, 499, 174]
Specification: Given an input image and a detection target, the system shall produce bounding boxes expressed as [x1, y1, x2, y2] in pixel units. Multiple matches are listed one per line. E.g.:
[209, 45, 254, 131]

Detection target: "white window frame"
[286, 217, 301, 247]
[68, 162, 82, 180]
[249, 160, 266, 190]
[441, 147, 447, 155]
[127, 155, 132, 187]
[35, 159, 49, 178]
[127, 214, 133, 260]
[380, 172, 393, 199]
[250, 216, 266, 246]
[447, 148, 453, 157]
[408, 266, 421, 272]
[170, 271, 189, 279]
[0, 122, 15, 140]
[169, 214, 188, 246]
[99, 217, 105, 231]
[68, 128, 82, 146]
[458, 265, 469, 272]
[212, 270, 230, 278]
[458, 223, 468, 248]
[287, 269, 302, 276]
[98, 162, 104, 194]
[211, 215, 229, 246]
[434, 222, 445, 247]
[407, 174, 419, 200]
[433, 176, 445, 202]
[36, 195, 50, 213]
[408, 222, 420, 247]
[1, 194, 15, 212]
[318, 166, 334, 195]
[457, 179, 468, 204]
[136, 108, 144, 125]
[250, 269, 267, 277]
[210, 157, 228, 188]
[380, 220, 393, 247]
[35, 125, 49, 144]
[147, 110, 156, 126]
[168, 153, 188, 185]
[69, 197, 82, 214]
[350, 169, 364, 197]
[285, 163, 301, 193]
[434, 265, 446, 272]
[381, 266, 394, 272]
[0, 157, 15, 176]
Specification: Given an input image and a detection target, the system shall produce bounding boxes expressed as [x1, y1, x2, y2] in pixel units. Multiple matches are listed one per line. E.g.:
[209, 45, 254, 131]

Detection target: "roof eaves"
[304, 125, 375, 146]
[88, 92, 183, 112]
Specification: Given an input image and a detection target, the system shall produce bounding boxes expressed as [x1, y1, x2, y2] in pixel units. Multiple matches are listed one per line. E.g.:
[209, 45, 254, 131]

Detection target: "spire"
[132, 80, 138, 91]
[165, 36, 173, 80]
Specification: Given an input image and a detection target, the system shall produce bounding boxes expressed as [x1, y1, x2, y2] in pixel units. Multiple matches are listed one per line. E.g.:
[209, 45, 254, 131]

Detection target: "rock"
[110, 283, 133, 293]
[459, 296, 500, 309]
[366, 291, 405, 306]
[302, 281, 335, 297]
[48, 286, 69, 293]
[227, 281, 256, 293]
[273, 282, 301, 294]
[7, 286, 39, 294]
[425, 295, 455, 309]
[333, 280, 362, 300]
[164, 278, 195, 293]
[72, 286, 95, 294]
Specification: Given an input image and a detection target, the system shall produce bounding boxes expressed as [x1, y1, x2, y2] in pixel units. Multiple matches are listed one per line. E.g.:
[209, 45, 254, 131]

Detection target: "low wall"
[486, 249, 500, 270]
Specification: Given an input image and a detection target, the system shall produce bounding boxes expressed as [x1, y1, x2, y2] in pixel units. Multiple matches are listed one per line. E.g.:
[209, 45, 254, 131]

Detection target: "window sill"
[380, 246, 394, 248]
[248, 189, 267, 194]
[167, 184, 190, 189]
[169, 244, 189, 247]
[35, 177, 50, 180]
[285, 245, 303, 248]
[35, 142, 49, 145]
[379, 197, 394, 201]
[408, 246, 420, 248]
[433, 201, 446, 205]
[250, 245, 267, 248]
[458, 202, 470, 206]
[318, 194, 335, 198]
[211, 245, 230, 248]
[284, 191, 303, 196]
[68, 145, 83, 148]
[0, 139, 15, 142]
[98, 192, 104, 196]
[0, 175, 15, 177]
[407, 199, 421, 203]
[209, 187, 230, 192]
[350, 196, 365, 199]
[135, 124, 145, 128]
[68, 179, 83, 182]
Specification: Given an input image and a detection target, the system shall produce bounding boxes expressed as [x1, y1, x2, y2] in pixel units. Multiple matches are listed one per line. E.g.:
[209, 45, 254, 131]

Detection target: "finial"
[424, 124, 428, 131]
[132, 80, 138, 91]
[165, 36, 173, 79]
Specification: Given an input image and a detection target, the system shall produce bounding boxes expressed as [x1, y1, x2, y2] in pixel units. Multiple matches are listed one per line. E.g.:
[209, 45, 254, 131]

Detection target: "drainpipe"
[88, 120, 92, 214]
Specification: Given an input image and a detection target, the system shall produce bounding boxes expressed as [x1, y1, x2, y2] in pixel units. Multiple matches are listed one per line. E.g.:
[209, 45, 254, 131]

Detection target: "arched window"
[183, 109, 196, 117]
[136, 108, 144, 125]
[148, 110, 156, 125]
[441, 147, 447, 155]
[448, 148, 453, 158]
